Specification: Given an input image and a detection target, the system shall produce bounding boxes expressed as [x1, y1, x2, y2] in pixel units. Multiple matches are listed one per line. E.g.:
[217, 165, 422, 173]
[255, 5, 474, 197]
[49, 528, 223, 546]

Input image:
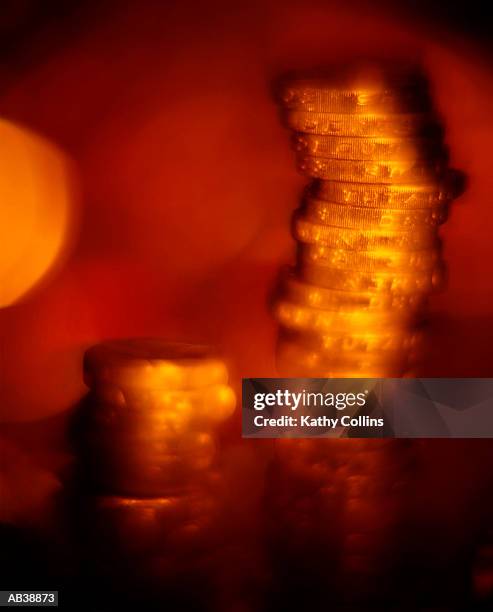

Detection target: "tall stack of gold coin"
[77, 339, 235, 595]
[273, 67, 462, 377]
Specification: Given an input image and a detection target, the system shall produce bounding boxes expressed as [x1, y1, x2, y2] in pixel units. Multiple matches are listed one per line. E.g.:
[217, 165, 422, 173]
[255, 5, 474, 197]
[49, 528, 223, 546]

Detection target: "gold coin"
[281, 271, 427, 312]
[276, 346, 405, 377]
[303, 199, 447, 229]
[88, 383, 236, 432]
[88, 490, 218, 555]
[273, 299, 414, 333]
[293, 133, 445, 161]
[298, 243, 440, 273]
[297, 155, 445, 183]
[86, 427, 216, 457]
[293, 214, 436, 250]
[313, 179, 453, 209]
[279, 326, 421, 353]
[85, 433, 216, 497]
[84, 339, 229, 391]
[298, 262, 445, 293]
[86, 467, 214, 498]
[284, 110, 438, 138]
[93, 491, 214, 527]
[276, 361, 399, 378]
[276, 337, 410, 376]
[279, 77, 430, 114]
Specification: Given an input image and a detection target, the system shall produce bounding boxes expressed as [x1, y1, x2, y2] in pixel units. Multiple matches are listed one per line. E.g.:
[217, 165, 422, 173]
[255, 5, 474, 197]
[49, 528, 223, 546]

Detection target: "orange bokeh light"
[0, 119, 76, 308]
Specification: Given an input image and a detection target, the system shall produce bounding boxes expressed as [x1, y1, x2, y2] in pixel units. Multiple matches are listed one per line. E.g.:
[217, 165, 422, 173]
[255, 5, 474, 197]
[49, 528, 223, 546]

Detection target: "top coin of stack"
[273, 65, 464, 377]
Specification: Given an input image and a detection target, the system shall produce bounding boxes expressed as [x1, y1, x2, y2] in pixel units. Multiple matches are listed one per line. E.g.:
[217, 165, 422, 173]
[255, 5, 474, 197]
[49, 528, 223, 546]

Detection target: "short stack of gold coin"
[273, 67, 463, 377]
[78, 339, 235, 589]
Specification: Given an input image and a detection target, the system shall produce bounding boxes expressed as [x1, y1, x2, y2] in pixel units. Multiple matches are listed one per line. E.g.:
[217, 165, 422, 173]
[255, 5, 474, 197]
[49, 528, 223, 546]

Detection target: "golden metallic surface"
[284, 110, 438, 138]
[85, 432, 216, 497]
[279, 77, 430, 114]
[276, 348, 403, 377]
[88, 383, 236, 432]
[314, 180, 452, 209]
[276, 337, 410, 376]
[80, 338, 236, 499]
[87, 427, 215, 455]
[276, 362, 398, 378]
[273, 67, 464, 378]
[297, 155, 445, 183]
[87, 471, 212, 499]
[87, 489, 219, 555]
[293, 133, 445, 161]
[281, 272, 427, 312]
[293, 214, 436, 250]
[93, 491, 215, 525]
[299, 243, 440, 273]
[273, 299, 413, 333]
[299, 262, 445, 293]
[279, 326, 421, 354]
[303, 199, 447, 230]
[84, 339, 229, 390]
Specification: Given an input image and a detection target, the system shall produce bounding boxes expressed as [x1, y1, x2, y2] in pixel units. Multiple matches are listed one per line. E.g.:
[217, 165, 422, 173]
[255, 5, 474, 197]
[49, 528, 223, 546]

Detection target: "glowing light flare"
[0, 119, 76, 307]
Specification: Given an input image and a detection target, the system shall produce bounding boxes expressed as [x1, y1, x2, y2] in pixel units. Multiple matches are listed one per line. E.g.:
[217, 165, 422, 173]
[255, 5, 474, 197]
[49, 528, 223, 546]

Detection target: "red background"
[1, 2, 493, 604]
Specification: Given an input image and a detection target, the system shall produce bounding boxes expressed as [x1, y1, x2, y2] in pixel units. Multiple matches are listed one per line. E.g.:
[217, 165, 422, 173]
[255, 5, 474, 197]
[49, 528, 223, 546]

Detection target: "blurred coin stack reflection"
[273, 65, 465, 377]
[266, 438, 417, 605]
[77, 339, 235, 602]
